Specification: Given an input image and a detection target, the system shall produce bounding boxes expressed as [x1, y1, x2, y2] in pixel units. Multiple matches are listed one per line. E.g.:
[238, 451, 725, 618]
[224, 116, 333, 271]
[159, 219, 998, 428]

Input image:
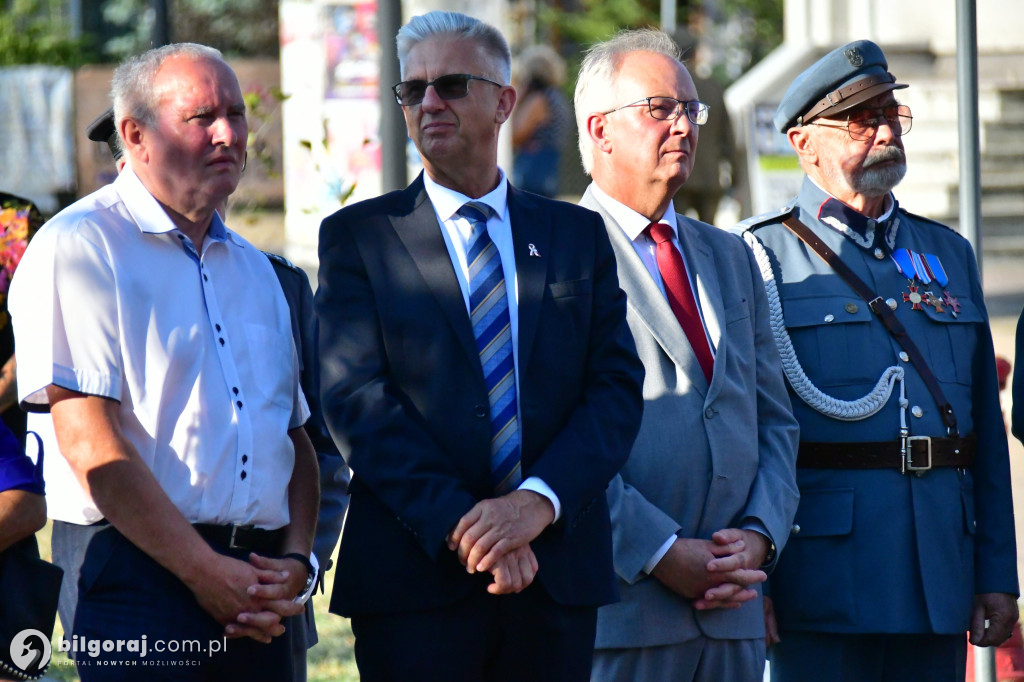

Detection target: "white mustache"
[863, 146, 906, 168]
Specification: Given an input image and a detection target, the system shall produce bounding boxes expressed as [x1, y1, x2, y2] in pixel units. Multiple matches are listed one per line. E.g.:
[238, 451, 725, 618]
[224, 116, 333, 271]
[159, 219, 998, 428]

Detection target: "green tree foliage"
[0, 0, 93, 66]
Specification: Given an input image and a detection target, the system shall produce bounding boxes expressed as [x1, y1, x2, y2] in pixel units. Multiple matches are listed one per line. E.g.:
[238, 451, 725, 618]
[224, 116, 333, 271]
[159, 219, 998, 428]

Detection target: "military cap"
[86, 107, 124, 162]
[774, 39, 907, 133]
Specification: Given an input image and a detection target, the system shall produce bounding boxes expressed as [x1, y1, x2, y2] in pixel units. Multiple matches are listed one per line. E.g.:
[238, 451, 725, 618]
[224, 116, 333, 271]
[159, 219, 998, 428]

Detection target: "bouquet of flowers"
[0, 194, 43, 325]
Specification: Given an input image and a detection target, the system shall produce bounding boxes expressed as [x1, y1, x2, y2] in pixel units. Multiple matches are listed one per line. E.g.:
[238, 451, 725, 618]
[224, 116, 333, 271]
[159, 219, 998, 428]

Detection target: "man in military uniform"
[736, 40, 1018, 680]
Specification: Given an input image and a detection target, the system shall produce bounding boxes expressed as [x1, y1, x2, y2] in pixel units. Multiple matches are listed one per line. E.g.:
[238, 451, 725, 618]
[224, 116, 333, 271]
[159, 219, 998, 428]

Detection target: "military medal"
[903, 284, 924, 310]
[942, 291, 961, 317]
[892, 249, 954, 315]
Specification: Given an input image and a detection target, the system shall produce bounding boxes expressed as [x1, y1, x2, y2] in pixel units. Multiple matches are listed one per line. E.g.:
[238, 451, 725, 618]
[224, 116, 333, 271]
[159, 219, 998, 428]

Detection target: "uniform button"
[474, 405, 487, 418]
[216, 324, 222, 332]
[242, 454, 248, 463]
[899, 351, 909, 362]
[886, 298, 898, 310]
[845, 303, 858, 314]
[219, 338, 225, 346]
[232, 387, 239, 394]
[824, 314, 835, 323]
[240, 470, 247, 480]
[203, 274, 208, 281]
[911, 406, 923, 418]
[873, 248, 885, 260]
[236, 401, 243, 409]
[704, 407, 715, 419]
[792, 524, 801, 535]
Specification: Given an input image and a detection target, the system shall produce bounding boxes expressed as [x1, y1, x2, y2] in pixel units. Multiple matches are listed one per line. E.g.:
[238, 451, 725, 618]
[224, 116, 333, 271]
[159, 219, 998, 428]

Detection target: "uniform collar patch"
[816, 196, 900, 252]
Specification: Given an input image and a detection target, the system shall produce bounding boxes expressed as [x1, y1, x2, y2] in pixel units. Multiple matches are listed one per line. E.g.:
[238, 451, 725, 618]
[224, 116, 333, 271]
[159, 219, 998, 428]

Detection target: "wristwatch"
[283, 552, 319, 605]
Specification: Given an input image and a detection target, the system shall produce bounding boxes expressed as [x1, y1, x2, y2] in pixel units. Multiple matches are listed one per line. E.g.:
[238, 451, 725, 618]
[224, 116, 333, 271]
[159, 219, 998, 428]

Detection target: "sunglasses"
[392, 74, 502, 107]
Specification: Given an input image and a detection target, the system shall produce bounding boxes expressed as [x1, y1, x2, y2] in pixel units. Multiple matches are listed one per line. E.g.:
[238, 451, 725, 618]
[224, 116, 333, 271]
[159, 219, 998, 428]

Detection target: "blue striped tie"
[460, 202, 521, 494]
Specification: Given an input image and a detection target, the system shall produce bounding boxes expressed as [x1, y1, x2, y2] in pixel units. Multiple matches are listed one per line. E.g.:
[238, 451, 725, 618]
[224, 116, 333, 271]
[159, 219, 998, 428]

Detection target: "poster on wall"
[280, 0, 382, 265]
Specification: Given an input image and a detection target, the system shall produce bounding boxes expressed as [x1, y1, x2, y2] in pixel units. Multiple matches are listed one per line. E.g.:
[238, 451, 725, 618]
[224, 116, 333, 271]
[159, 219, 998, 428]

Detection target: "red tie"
[647, 222, 714, 383]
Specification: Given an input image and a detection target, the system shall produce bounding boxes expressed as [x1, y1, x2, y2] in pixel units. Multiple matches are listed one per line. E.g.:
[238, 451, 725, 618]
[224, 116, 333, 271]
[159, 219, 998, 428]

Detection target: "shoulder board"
[735, 204, 797, 233]
[263, 251, 298, 271]
[897, 208, 957, 233]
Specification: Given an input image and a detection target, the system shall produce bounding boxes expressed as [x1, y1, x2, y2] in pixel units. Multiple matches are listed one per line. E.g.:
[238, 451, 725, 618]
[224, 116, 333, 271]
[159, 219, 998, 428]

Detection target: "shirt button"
[216, 324, 222, 332]
[236, 401, 243, 409]
[240, 471, 247, 480]
[242, 454, 248, 463]
[203, 274, 208, 281]
[474, 405, 487, 418]
[219, 338, 225, 346]
[232, 387, 239, 395]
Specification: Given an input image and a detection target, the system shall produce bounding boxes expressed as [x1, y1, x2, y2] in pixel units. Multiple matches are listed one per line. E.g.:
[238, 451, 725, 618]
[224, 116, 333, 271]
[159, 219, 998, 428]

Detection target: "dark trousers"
[69, 524, 298, 681]
[350, 582, 597, 682]
[770, 631, 967, 682]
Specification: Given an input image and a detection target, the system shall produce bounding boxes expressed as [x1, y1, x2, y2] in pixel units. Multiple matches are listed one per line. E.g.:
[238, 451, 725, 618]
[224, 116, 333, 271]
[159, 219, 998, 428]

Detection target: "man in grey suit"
[574, 29, 800, 681]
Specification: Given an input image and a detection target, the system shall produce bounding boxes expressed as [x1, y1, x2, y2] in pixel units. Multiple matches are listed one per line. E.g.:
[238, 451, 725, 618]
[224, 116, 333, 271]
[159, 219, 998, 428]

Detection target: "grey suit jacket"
[580, 185, 800, 648]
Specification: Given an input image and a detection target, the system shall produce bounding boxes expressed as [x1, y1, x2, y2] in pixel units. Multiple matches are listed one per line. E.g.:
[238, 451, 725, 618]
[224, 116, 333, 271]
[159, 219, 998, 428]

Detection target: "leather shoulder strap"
[781, 216, 958, 434]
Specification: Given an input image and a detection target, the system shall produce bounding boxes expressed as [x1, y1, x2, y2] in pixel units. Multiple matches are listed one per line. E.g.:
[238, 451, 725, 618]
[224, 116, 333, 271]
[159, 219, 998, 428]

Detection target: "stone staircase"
[894, 54, 1024, 255]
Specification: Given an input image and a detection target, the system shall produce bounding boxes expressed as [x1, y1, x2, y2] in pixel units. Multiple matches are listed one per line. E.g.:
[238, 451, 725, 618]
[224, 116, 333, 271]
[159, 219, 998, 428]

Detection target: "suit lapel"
[580, 186, 708, 396]
[675, 215, 726, 397]
[390, 177, 480, 370]
[507, 185, 550, 375]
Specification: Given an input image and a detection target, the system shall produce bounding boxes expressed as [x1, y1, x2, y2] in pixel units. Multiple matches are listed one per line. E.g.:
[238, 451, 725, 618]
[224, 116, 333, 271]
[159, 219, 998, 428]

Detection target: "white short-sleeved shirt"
[10, 167, 309, 528]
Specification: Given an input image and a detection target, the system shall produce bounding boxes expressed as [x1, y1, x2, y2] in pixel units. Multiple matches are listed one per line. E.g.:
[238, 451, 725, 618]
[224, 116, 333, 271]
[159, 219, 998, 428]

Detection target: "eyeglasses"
[601, 97, 710, 126]
[810, 104, 913, 141]
[392, 74, 502, 107]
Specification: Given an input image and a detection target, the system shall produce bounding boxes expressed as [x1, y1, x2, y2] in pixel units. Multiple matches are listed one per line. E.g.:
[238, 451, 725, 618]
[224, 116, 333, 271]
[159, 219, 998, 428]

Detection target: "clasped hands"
[651, 528, 769, 611]
[190, 552, 309, 643]
[446, 490, 555, 595]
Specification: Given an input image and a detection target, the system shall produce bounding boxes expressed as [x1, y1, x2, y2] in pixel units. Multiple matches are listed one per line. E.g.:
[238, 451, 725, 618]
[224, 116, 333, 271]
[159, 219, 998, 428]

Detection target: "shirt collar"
[113, 165, 238, 247]
[803, 177, 901, 252]
[423, 169, 509, 221]
[589, 182, 679, 242]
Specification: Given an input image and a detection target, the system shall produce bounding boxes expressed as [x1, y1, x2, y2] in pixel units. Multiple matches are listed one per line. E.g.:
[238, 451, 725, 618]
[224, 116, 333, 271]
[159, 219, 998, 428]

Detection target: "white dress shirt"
[10, 166, 309, 528]
[422, 170, 561, 520]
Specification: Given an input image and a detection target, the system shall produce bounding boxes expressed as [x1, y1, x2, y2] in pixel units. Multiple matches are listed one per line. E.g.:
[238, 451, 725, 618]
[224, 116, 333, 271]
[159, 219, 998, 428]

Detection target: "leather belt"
[798, 434, 975, 473]
[193, 523, 285, 555]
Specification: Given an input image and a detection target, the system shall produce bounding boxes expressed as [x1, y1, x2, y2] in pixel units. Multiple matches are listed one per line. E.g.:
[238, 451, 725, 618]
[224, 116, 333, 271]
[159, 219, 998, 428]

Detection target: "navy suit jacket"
[316, 174, 644, 616]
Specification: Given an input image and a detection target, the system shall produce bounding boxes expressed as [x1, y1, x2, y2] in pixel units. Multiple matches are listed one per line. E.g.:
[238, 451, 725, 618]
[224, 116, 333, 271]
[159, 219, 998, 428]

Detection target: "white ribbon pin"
[528, 243, 541, 258]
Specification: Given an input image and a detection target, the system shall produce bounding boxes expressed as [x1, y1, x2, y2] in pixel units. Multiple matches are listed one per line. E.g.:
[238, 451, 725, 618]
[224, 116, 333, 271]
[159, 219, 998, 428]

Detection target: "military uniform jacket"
[739, 177, 1017, 634]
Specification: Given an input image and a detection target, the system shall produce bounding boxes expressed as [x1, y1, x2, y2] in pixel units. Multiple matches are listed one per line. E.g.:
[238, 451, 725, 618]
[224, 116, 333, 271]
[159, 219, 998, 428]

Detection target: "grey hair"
[111, 43, 225, 136]
[396, 11, 511, 84]
[574, 28, 682, 175]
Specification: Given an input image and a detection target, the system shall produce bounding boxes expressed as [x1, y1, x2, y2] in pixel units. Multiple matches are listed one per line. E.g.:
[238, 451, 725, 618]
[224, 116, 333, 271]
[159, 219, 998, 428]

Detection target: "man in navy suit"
[315, 10, 644, 682]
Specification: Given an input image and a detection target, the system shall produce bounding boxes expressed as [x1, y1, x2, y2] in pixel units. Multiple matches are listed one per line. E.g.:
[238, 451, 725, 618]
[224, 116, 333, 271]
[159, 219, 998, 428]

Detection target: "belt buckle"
[903, 435, 932, 474]
[228, 524, 255, 549]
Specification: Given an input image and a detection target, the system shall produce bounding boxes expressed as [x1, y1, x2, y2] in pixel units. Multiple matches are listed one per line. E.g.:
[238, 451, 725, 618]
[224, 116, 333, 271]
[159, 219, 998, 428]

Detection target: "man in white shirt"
[10, 43, 319, 680]
[574, 29, 800, 682]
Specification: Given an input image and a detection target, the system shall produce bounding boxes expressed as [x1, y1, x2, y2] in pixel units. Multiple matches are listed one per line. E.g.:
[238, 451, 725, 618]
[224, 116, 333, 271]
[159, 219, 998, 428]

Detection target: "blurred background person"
[672, 32, 737, 225]
[512, 44, 572, 197]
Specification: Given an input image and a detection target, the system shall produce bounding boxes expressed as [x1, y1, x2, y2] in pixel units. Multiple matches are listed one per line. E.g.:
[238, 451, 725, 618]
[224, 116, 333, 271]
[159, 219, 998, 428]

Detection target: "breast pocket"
[243, 323, 294, 409]
[917, 293, 983, 385]
[782, 294, 879, 387]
